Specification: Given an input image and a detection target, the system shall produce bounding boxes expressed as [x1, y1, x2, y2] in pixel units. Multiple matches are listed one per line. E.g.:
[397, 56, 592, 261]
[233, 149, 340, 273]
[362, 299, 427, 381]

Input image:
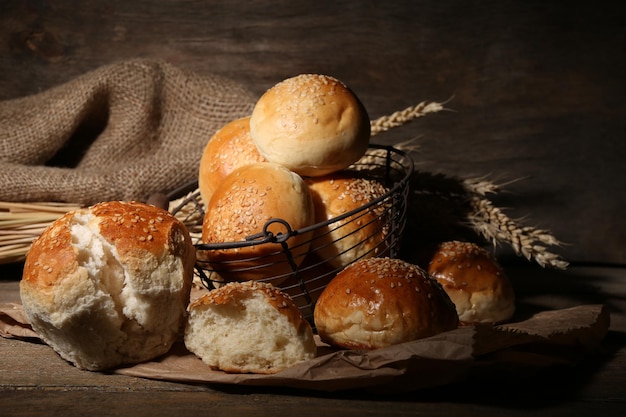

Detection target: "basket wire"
[168, 144, 414, 322]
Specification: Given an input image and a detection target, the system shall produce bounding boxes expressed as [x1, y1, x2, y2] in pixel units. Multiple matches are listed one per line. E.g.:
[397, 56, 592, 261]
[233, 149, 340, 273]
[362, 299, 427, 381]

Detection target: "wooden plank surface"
[1, 262, 625, 416]
[0, 0, 624, 264]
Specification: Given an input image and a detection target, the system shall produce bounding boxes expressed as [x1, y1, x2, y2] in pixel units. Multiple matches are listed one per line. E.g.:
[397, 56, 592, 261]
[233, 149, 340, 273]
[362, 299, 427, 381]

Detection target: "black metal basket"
[168, 144, 414, 322]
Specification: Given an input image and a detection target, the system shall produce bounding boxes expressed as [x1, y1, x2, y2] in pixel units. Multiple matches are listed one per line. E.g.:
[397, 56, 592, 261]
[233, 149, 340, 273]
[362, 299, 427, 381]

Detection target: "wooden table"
[1, 261, 625, 417]
[1, 1, 625, 415]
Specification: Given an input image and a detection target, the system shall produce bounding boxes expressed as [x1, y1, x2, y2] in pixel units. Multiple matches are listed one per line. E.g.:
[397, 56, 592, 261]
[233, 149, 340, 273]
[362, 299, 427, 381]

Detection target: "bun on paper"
[314, 257, 458, 350]
[184, 281, 316, 374]
[427, 240, 516, 324]
[19, 201, 195, 371]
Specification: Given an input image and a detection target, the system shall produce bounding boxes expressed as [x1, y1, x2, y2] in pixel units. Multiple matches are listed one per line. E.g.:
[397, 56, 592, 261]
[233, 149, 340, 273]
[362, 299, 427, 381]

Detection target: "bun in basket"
[201, 162, 315, 283]
[306, 171, 389, 269]
[19, 201, 196, 371]
[184, 281, 317, 374]
[314, 257, 458, 350]
[427, 241, 516, 324]
[250, 74, 370, 177]
[198, 116, 266, 205]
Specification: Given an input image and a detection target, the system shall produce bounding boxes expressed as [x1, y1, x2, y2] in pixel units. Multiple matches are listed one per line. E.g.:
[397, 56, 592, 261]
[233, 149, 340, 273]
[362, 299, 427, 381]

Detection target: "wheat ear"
[462, 179, 569, 269]
[370, 101, 446, 135]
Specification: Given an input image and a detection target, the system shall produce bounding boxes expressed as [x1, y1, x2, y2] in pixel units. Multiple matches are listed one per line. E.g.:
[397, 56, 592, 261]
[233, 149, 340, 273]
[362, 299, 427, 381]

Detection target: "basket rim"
[174, 143, 414, 251]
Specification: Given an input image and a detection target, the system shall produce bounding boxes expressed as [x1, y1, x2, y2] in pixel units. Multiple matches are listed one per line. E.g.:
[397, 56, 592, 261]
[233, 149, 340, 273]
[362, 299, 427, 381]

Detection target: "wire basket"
[169, 144, 414, 322]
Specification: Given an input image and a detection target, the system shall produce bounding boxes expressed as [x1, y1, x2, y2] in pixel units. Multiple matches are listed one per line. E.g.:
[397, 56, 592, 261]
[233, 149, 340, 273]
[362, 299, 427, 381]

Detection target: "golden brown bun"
[198, 116, 266, 205]
[184, 281, 316, 374]
[305, 171, 389, 269]
[250, 74, 370, 177]
[20, 201, 195, 371]
[314, 257, 459, 350]
[201, 162, 315, 284]
[427, 241, 516, 324]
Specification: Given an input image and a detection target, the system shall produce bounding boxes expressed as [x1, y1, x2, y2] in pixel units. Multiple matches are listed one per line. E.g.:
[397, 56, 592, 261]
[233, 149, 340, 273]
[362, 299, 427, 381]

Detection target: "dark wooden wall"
[1, 0, 624, 265]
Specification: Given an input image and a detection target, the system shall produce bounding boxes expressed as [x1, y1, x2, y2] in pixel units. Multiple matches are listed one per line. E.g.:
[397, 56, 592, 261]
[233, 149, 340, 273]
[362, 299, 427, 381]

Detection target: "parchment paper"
[0, 303, 610, 392]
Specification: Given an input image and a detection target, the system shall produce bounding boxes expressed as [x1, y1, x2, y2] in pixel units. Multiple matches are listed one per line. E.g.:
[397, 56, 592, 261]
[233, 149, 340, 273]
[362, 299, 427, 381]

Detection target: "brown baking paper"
[0, 303, 610, 392]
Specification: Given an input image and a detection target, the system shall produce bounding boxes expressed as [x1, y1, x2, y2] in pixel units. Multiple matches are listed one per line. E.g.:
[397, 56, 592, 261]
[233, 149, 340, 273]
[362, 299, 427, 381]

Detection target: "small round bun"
[20, 201, 196, 371]
[427, 241, 516, 324]
[184, 281, 317, 374]
[314, 257, 458, 350]
[250, 74, 370, 177]
[198, 116, 266, 205]
[201, 162, 315, 283]
[306, 171, 389, 269]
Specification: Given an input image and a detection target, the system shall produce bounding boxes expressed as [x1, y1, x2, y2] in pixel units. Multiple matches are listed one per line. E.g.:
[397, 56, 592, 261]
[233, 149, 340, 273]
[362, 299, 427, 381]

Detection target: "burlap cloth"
[0, 59, 256, 205]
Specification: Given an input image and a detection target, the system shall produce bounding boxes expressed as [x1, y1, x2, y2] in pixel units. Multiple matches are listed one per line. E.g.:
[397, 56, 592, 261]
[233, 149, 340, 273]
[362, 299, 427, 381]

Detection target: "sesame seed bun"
[305, 171, 389, 269]
[314, 257, 459, 350]
[200, 162, 315, 284]
[19, 201, 195, 371]
[198, 116, 266, 205]
[427, 241, 516, 324]
[184, 281, 316, 374]
[250, 74, 370, 177]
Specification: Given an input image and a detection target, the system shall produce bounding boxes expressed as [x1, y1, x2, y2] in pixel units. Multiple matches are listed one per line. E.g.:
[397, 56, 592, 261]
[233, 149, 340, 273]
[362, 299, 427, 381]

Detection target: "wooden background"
[0, 0, 624, 265]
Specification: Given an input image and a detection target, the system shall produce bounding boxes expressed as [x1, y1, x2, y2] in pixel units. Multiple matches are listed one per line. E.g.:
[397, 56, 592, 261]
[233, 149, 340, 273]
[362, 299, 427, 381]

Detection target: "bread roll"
[427, 241, 515, 324]
[305, 171, 389, 269]
[250, 74, 370, 177]
[198, 116, 266, 205]
[201, 162, 315, 283]
[20, 201, 196, 371]
[184, 281, 317, 374]
[314, 257, 458, 350]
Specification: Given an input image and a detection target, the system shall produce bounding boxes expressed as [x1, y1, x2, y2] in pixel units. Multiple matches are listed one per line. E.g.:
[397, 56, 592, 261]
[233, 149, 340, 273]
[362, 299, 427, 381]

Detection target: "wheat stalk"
[0, 202, 82, 264]
[464, 193, 568, 269]
[370, 101, 446, 135]
[455, 174, 567, 269]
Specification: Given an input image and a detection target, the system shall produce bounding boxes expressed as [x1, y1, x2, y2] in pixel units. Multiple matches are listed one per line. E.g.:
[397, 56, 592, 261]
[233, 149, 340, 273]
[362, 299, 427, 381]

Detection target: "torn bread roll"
[198, 116, 266, 205]
[19, 201, 196, 371]
[314, 257, 458, 350]
[200, 162, 315, 284]
[250, 74, 370, 177]
[184, 281, 316, 374]
[305, 171, 389, 269]
[427, 240, 516, 324]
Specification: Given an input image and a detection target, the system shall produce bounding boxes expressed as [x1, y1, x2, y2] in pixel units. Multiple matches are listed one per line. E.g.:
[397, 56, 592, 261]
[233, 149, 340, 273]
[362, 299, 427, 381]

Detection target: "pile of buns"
[19, 73, 517, 376]
[19, 74, 379, 374]
[196, 73, 390, 285]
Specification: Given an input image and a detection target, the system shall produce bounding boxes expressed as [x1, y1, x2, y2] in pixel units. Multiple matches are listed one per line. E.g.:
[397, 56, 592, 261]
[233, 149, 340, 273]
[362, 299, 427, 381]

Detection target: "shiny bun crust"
[427, 241, 516, 324]
[184, 281, 316, 374]
[198, 116, 266, 205]
[250, 74, 370, 177]
[306, 171, 389, 269]
[20, 201, 196, 371]
[314, 257, 459, 350]
[201, 162, 315, 283]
